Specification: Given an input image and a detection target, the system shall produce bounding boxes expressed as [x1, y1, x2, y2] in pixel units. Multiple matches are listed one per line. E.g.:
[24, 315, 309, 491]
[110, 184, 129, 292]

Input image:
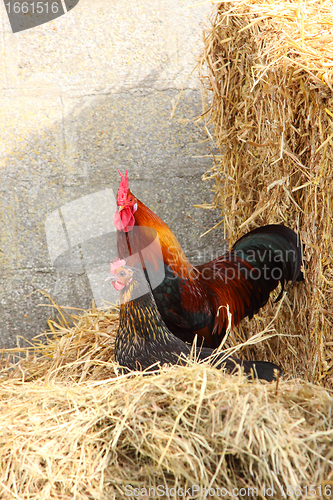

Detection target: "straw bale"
[198, 0, 333, 387]
[1, 308, 333, 500]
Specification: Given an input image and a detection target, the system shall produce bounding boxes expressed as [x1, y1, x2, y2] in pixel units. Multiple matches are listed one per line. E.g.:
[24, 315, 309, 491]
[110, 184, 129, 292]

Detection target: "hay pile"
[1, 308, 333, 499]
[199, 0, 333, 387]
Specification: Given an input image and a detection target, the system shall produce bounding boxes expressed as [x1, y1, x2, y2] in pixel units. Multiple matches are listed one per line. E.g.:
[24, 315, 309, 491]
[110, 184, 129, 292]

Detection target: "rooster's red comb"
[117, 170, 129, 206]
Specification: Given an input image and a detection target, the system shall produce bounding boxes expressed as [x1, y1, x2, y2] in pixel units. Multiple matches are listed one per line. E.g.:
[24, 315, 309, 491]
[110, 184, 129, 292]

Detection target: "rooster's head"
[113, 170, 137, 232]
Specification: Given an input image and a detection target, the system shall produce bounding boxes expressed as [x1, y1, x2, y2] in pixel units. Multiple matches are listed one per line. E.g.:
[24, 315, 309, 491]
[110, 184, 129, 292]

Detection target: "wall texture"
[0, 0, 224, 347]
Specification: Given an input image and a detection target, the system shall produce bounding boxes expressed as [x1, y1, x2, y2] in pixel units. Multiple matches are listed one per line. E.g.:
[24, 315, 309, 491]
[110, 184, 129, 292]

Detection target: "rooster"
[106, 259, 282, 381]
[114, 170, 303, 348]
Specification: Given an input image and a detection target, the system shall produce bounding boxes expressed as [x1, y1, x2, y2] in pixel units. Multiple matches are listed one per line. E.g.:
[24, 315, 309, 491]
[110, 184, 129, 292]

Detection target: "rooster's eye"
[119, 271, 126, 277]
[129, 198, 133, 202]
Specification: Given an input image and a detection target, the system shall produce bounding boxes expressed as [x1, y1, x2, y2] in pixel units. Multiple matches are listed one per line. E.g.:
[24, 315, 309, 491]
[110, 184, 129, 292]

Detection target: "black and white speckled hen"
[106, 259, 282, 382]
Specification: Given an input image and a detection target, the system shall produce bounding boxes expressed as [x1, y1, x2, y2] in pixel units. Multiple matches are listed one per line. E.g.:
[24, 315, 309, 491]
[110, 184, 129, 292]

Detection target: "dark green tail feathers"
[232, 224, 303, 303]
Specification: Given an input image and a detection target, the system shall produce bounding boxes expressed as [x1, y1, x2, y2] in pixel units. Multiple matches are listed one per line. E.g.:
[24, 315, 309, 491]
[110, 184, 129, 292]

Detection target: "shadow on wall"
[0, 77, 222, 347]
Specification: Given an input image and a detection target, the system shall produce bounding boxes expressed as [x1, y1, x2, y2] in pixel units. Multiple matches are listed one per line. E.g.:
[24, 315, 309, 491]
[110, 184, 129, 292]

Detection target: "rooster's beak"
[105, 275, 114, 282]
[118, 205, 125, 212]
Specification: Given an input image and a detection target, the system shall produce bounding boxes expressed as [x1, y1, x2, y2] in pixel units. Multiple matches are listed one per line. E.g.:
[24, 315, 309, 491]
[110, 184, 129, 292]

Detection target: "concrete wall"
[0, 0, 225, 347]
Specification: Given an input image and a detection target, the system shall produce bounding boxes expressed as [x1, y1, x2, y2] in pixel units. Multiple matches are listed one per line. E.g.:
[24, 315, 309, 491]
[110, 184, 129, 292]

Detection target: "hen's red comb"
[117, 170, 128, 206]
[110, 258, 126, 274]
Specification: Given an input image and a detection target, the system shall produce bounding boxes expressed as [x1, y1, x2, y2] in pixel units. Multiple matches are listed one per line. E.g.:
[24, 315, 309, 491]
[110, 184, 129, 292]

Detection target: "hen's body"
[109, 262, 282, 382]
[115, 171, 303, 348]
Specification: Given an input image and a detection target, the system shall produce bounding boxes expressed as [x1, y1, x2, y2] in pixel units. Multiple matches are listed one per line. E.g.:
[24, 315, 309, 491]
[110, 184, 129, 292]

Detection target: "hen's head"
[105, 259, 134, 291]
[106, 259, 150, 303]
[113, 170, 137, 232]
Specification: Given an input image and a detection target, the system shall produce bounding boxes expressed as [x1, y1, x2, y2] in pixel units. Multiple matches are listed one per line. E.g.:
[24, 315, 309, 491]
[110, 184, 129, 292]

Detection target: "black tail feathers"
[198, 348, 283, 382]
[241, 359, 282, 382]
[223, 356, 282, 382]
[232, 224, 303, 303]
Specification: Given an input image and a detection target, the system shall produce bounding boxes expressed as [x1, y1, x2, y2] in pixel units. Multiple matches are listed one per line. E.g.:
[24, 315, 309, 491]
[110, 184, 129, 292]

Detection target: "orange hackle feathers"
[133, 198, 193, 278]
